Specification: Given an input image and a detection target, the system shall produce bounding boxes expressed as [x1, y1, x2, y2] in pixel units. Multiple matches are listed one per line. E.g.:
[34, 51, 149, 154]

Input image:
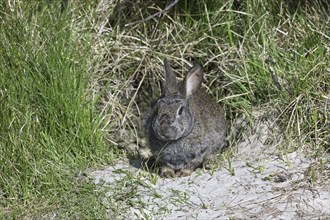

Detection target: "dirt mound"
[91, 111, 330, 219]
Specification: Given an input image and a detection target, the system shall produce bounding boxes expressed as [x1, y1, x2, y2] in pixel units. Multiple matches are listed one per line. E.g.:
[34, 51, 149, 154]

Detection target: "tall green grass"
[0, 1, 115, 217]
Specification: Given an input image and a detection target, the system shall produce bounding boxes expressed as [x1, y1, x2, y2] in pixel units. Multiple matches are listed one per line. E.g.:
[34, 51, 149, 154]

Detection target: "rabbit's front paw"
[160, 167, 175, 178]
[160, 167, 193, 178]
[176, 168, 193, 177]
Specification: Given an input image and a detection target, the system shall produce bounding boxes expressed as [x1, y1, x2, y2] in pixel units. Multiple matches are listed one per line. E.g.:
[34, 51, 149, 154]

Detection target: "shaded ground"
[91, 111, 330, 219]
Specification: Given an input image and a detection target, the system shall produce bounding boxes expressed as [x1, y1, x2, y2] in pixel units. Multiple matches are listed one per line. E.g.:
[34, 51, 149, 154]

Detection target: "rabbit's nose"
[160, 119, 170, 133]
[160, 119, 177, 138]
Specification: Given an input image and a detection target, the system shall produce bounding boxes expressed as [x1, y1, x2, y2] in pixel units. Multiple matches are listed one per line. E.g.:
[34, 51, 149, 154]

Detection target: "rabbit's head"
[152, 58, 204, 141]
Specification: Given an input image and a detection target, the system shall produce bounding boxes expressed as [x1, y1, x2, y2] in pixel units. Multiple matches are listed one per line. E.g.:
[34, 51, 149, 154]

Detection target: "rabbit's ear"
[163, 58, 178, 95]
[183, 64, 204, 97]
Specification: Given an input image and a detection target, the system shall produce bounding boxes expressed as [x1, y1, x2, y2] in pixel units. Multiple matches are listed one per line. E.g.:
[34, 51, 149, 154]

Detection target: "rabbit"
[145, 58, 227, 178]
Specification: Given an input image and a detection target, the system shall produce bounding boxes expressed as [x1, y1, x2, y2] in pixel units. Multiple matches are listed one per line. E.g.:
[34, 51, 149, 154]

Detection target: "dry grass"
[86, 0, 329, 152]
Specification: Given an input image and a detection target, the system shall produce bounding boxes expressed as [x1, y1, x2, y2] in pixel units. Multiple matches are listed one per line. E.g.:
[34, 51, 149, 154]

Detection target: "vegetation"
[0, 1, 117, 218]
[0, 0, 329, 218]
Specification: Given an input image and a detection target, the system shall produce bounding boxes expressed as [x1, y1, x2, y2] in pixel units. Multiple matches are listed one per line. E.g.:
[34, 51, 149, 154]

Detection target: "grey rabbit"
[145, 58, 227, 178]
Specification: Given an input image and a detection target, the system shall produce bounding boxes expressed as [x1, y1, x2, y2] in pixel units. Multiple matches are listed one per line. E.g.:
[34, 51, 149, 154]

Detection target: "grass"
[0, 1, 118, 218]
[0, 0, 329, 218]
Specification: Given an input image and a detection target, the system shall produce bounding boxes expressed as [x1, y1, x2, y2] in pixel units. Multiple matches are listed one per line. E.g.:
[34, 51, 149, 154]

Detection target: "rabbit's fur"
[145, 58, 227, 177]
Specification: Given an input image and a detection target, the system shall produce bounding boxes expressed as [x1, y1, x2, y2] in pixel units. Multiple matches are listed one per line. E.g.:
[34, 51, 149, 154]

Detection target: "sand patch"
[91, 111, 330, 219]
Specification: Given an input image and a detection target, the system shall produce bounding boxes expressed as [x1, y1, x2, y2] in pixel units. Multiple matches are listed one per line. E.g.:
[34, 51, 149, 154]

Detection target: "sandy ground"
[91, 112, 330, 219]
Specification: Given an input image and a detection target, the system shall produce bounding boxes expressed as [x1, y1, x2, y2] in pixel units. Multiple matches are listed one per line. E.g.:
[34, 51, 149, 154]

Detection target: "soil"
[91, 111, 330, 219]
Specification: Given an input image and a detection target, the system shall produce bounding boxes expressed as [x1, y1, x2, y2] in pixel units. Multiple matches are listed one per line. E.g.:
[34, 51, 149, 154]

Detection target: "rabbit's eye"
[178, 106, 184, 115]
